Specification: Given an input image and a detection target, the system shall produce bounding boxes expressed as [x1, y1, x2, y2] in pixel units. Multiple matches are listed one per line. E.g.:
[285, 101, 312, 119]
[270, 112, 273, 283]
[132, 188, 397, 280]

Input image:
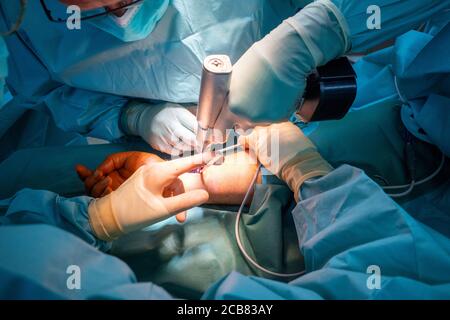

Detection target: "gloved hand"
[227, 0, 350, 123]
[76, 152, 191, 223]
[239, 122, 333, 201]
[121, 101, 197, 155]
[88, 152, 213, 241]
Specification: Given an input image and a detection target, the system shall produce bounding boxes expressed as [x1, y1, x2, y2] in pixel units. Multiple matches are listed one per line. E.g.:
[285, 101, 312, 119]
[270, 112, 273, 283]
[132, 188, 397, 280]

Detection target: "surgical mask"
[88, 0, 170, 42]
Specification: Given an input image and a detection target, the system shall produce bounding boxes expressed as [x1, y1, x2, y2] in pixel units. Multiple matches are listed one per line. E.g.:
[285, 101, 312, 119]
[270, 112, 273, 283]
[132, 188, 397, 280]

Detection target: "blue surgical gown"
[203, 165, 450, 300]
[2, 0, 449, 154]
[350, 14, 450, 157]
[0, 190, 174, 299]
[1, 165, 449, 299]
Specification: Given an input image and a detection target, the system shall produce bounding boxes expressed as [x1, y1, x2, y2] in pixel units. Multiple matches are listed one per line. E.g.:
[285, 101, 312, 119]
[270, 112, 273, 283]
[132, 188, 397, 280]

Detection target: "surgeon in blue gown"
[203, 0, 450, 298]
[217, 0, 450, 160]
[1, 0, 450, 299]
[0, 0, 304, 159]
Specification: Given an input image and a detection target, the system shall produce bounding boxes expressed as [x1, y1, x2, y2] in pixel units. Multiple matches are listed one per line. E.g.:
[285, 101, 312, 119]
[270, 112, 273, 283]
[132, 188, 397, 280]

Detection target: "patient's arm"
[76, 151, 261, 205]
[176, 151, 261, 205]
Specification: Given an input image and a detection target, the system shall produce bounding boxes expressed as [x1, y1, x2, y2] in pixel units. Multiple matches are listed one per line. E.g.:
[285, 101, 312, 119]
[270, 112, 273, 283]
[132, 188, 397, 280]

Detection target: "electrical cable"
[235, 153, 445, 273]
[384, 153, 445, 190]
[235, 164, 306, 278]
[387, 180, 415, 198]
[384, 152, 445, 197]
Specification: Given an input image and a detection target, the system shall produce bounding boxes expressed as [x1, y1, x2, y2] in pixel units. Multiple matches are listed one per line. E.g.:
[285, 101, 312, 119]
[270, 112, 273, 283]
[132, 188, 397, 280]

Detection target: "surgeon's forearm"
[1, 189, 111, 251]
[178, 151, 261, 205]
[44, 86, 128, 141]
[327, 0, 450, 52]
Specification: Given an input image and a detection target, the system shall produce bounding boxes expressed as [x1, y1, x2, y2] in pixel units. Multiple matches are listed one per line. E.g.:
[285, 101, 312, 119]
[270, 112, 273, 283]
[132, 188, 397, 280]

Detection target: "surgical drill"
[195, 55, 357, 151]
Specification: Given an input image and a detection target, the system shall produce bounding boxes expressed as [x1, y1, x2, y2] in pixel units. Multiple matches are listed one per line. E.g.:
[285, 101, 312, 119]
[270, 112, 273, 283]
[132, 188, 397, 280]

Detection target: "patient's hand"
[76, 152, 162, 197]
[77, 150, 261, 216]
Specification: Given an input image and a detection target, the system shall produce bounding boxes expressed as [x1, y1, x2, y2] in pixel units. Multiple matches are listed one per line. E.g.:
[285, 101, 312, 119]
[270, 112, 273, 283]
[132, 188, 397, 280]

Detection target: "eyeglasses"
[40, 0, 144, 23]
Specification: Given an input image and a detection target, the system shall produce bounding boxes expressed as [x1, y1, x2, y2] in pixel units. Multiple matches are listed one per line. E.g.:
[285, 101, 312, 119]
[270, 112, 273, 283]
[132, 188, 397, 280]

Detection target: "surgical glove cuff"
[228, 0, 351, 123]
[121, 101, 154, 137]
[88, 196, 123, 242]
[281, 150, 333, 202]
[287, 0, 351, 67]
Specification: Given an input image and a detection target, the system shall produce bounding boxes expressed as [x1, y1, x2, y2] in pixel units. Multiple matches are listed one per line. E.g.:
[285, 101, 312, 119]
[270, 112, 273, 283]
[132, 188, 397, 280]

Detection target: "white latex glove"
[122, 101, 197, 155]
[227, 0, 350, 123]
[239, 122, 333, 201]
[88, 152, 213, 241]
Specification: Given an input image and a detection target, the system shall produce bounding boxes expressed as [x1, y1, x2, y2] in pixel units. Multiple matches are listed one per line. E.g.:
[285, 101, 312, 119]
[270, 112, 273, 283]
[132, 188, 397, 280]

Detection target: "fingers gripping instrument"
[196, 55, 357, 149]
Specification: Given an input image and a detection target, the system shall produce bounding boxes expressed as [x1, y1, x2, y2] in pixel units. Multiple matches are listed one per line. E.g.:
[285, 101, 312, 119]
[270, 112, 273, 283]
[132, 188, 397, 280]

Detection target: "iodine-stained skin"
[77, 150, 261, 205]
